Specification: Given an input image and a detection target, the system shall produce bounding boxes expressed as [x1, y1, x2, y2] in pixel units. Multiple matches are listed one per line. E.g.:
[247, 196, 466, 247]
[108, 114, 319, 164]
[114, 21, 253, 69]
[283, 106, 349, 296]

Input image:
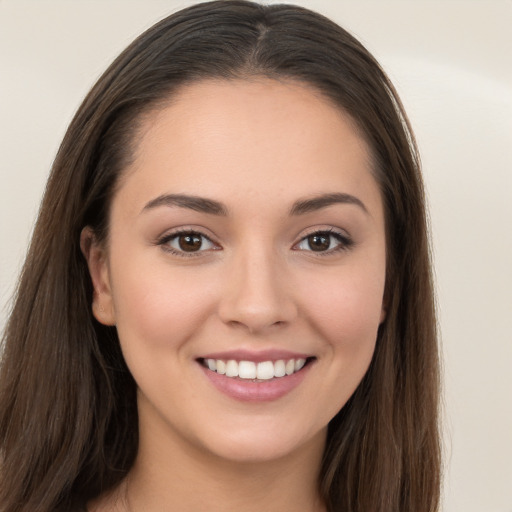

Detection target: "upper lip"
[198, 349, 313, 363]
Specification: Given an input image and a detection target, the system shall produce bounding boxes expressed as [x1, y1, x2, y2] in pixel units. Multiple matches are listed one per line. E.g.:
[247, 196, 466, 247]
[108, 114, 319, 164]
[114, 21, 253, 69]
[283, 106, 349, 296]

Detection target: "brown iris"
[307, 233, 331, 251]
[178, 233, 203, 252]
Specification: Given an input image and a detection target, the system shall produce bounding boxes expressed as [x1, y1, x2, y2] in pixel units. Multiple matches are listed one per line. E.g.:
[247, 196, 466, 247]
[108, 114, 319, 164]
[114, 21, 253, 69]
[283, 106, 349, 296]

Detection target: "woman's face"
[86, 78, 386, 465]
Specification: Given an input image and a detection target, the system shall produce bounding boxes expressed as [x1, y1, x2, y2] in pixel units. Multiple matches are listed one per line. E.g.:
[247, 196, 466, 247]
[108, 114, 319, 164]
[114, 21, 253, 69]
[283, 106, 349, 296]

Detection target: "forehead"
[116, 78, 380, 217]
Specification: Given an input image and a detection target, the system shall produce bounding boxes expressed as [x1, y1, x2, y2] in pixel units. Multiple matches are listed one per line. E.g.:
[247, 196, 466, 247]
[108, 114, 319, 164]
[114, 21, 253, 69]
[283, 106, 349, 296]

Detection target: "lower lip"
[199, 362, 312, 402]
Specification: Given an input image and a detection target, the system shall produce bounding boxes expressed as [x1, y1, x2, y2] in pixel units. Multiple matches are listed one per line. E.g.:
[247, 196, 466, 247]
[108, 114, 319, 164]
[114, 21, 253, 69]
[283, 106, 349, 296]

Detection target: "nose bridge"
[218, 239, 296, 332]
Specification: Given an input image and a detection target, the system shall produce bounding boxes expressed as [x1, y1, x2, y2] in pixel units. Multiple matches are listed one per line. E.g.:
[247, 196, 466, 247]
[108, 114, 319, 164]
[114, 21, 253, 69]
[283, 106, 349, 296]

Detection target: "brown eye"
[162, 231, 216, 255]
[307, 234, 330, 251]
[295, 230, 352, 254]
[178, 233, 203, 252]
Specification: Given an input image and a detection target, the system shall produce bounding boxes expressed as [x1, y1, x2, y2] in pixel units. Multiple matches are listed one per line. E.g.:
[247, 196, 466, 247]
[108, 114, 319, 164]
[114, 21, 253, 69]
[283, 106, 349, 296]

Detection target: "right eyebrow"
[140, 194, 228, 216]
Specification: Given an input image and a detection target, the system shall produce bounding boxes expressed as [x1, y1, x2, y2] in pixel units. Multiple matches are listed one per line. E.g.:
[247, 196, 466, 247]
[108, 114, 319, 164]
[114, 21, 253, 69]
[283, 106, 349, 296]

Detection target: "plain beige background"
[1, 1, 511, 511]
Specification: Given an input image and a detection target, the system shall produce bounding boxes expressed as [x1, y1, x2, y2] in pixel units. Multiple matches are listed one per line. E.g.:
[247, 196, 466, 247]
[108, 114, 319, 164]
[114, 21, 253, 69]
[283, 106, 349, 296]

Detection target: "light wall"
[1, 1, 511, 511]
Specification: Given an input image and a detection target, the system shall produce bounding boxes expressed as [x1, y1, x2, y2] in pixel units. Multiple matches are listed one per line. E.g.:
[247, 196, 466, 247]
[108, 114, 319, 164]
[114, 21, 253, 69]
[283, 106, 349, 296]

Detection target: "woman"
[0, 1, 441, 511]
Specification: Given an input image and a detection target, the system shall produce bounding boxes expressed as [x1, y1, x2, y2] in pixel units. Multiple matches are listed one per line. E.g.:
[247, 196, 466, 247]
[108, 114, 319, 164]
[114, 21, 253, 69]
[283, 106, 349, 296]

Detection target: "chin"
[193, 419, 327, 465]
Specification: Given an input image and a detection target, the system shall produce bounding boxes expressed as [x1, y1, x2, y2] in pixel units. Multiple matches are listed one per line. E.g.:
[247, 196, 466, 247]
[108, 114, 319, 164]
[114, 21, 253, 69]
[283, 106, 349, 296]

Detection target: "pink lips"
[197, 350, 314, 402]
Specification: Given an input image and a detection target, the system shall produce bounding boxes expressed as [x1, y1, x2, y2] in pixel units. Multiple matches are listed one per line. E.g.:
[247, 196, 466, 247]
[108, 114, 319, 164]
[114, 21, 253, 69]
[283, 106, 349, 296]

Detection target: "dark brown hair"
[0, 2, 441, 511]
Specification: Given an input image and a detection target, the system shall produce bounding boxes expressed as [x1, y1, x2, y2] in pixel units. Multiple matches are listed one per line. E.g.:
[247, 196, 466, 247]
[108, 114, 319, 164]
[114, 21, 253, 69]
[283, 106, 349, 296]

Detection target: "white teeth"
[225, 360, 239, 377]
[295, 358, 306, 371]
[204, 357, 310, 380]
[238, 361, 256, 379]
[274, 360, 286, 377]
[216, 360, 226, 375]
[256, 361, 274, 380]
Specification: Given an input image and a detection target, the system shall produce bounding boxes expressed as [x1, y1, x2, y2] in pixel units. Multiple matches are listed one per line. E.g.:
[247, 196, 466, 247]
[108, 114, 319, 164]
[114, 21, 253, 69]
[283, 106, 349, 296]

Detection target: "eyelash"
[156, 228, 353, 258]
[293, 228, 354, 255]
[157, 229, 219, 258]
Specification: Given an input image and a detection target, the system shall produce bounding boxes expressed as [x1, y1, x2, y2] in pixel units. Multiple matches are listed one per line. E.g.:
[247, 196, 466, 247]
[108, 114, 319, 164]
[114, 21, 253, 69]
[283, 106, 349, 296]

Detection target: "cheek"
[299, 261, 385, 358]
[109, 255, 217, 355]
[284, 263, 385, 427]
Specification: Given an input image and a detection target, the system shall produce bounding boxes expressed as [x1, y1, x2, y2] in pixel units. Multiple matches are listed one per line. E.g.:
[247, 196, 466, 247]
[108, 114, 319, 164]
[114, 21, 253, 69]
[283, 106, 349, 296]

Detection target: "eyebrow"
[141, 191, 367, 217]
[289, 192, 368, 215]
[141, 194, 228, 216]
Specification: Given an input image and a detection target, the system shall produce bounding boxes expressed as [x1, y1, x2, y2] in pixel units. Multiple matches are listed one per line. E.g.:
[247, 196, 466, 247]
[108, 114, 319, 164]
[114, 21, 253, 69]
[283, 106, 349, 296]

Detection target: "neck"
[124, 432, 327, 512]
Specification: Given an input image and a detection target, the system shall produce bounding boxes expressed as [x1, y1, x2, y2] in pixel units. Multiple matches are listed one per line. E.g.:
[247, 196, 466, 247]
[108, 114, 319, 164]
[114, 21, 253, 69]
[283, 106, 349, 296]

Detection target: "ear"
[80, 227, 116, 326]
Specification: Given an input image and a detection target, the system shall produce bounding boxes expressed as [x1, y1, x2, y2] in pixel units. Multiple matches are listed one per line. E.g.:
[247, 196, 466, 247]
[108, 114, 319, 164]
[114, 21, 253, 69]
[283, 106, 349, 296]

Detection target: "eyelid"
[292, 227, 354, 254]
[156, 227, 221, 257]
[154, 225, 353, 257]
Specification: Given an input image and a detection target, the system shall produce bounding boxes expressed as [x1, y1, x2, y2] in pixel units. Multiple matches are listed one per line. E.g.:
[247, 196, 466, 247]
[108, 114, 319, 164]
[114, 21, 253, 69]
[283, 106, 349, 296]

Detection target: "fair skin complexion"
[83, 78, 386, 512]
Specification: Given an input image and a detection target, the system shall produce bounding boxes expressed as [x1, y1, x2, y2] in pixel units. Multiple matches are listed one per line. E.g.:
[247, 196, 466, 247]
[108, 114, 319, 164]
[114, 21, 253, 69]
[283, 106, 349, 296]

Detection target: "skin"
[83, 78, 386, 512]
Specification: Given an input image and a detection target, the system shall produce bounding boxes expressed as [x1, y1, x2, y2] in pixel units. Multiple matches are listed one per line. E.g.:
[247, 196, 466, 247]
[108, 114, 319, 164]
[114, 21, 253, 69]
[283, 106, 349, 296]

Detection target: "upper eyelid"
[157, 226, 217, 243]
[292, 228, 354, 252]
[156, 228, 219, 252]
[156, 226, 352, 248]
[157, 230, 220, 258]
[295, 226, 350, 240]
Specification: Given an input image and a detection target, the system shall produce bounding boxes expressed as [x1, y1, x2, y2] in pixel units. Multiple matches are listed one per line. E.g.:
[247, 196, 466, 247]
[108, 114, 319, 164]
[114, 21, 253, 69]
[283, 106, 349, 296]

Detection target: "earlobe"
[80, 227, 116, 326]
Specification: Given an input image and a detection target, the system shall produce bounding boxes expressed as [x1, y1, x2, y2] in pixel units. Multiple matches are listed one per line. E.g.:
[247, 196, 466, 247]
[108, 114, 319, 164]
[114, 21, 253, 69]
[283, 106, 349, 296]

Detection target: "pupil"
[179, 234, 202, 252]
[309, 234, 329, 251]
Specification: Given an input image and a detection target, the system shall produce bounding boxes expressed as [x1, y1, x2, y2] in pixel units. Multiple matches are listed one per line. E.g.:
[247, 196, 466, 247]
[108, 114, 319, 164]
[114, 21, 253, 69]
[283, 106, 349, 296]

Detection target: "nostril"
[224, 318, 288, 334]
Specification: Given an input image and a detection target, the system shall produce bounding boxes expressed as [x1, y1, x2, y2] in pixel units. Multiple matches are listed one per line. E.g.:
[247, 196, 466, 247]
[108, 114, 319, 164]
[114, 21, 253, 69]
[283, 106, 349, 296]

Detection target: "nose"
[217, 245, 298, 334]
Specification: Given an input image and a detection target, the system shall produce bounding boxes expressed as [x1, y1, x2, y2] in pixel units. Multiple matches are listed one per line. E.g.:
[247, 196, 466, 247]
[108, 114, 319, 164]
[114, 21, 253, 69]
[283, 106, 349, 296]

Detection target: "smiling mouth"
[198, 357, 316, 381]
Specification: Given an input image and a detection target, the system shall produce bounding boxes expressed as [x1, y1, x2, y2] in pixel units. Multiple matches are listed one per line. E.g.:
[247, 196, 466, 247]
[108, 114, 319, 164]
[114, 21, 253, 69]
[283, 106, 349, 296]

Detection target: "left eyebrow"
[289, 192, 369, 216]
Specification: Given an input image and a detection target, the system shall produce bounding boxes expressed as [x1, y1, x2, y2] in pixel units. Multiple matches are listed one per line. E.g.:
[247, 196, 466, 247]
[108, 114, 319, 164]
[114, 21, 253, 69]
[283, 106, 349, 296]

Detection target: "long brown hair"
[0, 2, 441, 511]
